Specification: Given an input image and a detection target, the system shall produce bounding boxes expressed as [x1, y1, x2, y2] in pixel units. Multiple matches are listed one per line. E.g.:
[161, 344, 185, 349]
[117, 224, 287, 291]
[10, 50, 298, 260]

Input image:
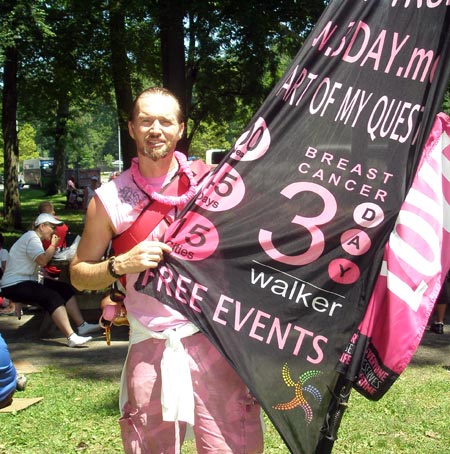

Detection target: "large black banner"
[137, 1, 450, 452]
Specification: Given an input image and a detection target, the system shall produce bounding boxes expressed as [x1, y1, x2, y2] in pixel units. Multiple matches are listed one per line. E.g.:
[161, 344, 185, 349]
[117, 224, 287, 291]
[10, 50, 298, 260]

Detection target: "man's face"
[128, 93, 184, 161]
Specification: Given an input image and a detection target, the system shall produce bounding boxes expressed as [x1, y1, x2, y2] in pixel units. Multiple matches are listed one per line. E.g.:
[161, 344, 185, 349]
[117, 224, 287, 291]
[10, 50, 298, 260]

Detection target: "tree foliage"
[21, 1, 450, 230]
[2, 1, 325, 171]
[1, 0, 53, 227]
[17, 122, 38, 162]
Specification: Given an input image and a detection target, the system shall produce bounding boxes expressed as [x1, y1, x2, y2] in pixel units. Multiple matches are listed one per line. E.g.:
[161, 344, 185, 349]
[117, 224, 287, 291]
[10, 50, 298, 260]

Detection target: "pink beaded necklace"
[130, 151, 198, 206]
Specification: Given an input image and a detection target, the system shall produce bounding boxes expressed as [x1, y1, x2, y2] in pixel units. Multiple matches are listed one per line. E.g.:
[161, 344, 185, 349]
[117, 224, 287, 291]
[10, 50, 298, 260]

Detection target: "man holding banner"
[72, 0, 450, 452]
[70, 87, 264, 453]
[94, 2, 448, 453]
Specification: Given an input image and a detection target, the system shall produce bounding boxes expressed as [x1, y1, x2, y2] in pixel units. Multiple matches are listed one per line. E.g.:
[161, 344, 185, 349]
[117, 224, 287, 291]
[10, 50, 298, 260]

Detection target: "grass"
[334, 365, 450, 453]
[1, 187, 85, 249]
[1, 188, 449, 453]
[0, 364, 448, 453]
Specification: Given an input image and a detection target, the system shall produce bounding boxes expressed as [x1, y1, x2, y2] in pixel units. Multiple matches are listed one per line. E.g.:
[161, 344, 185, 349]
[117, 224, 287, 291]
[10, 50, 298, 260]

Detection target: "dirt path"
[1, 307, 449, 379]
[0, 310, 129, 380]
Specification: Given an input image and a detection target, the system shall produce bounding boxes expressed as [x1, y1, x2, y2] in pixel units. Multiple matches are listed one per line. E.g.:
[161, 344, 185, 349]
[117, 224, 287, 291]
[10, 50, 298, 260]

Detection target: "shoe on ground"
[67, 333, 92, 348]
[16, 374, 27, 391]
[77, 321, 102, 336]
[430, 322, 444, 334]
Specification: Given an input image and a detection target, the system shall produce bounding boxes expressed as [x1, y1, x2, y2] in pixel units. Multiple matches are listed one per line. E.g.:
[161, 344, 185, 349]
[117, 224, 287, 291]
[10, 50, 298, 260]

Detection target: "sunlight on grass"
[0, 364, 448, 453]
[0, 367, 123, 454]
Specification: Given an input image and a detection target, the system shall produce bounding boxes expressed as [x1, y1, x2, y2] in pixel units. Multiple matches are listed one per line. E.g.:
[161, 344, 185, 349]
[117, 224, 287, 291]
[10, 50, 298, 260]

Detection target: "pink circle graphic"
[195, 164, 245, 212]
[353, 203, 384, 228]
[340, 229, 371, 256]
[231, 117, 271, 161]
[328, 258, 360, 284]
[164, 212, 219, 261]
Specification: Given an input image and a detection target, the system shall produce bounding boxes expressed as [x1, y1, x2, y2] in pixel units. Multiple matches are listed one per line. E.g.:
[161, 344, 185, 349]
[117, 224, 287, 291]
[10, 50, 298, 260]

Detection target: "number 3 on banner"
[164, 212, 220, 261]
[259, 182, 337, 266]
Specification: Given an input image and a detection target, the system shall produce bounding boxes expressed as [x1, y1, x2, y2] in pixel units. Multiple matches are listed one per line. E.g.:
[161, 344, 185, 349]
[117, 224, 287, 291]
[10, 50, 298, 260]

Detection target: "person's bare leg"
[64, 296, 85, 327]
[65, 295, 101, 336]
[50, 305, 76, 337]
[51, 305, 93, 347]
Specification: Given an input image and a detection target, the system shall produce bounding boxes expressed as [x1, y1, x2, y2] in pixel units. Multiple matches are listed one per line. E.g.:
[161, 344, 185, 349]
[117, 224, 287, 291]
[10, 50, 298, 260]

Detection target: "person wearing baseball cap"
[37, 201, 70, 279]
[34, 212, 64, 228]
[0, 213, 101, 347]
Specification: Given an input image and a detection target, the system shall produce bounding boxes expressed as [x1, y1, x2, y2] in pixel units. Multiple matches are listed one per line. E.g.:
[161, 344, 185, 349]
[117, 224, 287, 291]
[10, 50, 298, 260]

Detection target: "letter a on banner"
[136, 1, 450, 453]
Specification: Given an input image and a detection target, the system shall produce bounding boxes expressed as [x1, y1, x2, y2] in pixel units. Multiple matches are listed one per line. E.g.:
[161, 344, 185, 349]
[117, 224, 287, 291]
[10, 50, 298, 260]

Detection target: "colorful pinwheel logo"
[273, 363, 322, 424]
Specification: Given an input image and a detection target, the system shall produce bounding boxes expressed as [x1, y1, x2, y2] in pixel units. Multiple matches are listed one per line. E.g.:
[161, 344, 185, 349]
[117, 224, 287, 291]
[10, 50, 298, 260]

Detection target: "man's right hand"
[114, 240, 172, 275]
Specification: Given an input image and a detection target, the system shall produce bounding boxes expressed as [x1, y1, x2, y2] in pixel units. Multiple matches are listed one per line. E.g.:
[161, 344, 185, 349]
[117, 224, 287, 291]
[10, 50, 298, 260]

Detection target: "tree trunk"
[2, 46, 21, 229]
[109, 0, 135, 170]
[159, 0, 189, 154]
[53, 89, 70, 194]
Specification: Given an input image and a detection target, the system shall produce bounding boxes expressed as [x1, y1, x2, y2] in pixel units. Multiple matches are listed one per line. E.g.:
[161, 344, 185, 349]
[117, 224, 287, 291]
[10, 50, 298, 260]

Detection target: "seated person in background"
[0, 213, 101, 347]
[38, 201, 69, 279]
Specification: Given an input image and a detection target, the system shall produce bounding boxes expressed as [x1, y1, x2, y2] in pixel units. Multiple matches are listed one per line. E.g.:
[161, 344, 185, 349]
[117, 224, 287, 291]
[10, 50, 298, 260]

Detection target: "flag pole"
[316, 305, 374, 454]
[315, 375, 353, 454]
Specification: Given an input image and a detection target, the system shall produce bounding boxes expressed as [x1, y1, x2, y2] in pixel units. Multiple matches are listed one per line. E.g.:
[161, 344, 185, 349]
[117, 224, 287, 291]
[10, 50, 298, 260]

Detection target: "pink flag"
[346, 112, 450, 399]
